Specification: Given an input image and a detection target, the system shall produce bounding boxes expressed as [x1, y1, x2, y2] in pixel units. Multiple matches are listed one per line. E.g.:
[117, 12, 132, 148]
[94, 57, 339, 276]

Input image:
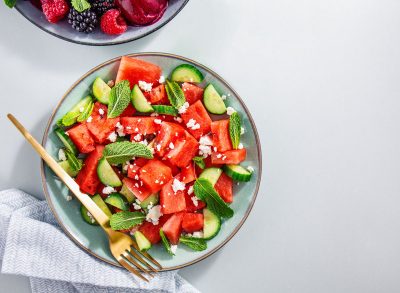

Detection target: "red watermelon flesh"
[122, 177, 152, 202]
[214, 173, 233, 203]
[139, 214, 171, 244]
[75, 145, 104, 195]
[154, 122, 186, 157]
[182, 213, 204, 233]
[211, 119, 232, 152]
[182, 82, 204, 105]
[120, 117, 160, 135]
[180, 100, 212, 140]
[162, 213, 184, 244]
[145, 84, 169, 105]
[66, 123, 95, 154]
[184, 188, 206, 212]
[139, 160, 173, 193]
[160, 180, 186, 214]
[127, 164, 140, 179]
[164, 131, 199, 168]
[121, 103, 136, 117]
[116, 56, 161, 89]
[86, 103, 119, 144]
[211, 149, 246, 165]
[176, 163, 196, 184]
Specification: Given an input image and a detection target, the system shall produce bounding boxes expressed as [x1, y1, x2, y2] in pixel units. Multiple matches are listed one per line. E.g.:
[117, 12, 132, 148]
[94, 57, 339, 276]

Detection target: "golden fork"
[8, 114, 162, 282]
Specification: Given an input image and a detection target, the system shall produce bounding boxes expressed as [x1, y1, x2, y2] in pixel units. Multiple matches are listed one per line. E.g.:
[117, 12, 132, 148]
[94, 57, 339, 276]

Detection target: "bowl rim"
[40, 52, 262, 271]
[15, 0, 189, 46]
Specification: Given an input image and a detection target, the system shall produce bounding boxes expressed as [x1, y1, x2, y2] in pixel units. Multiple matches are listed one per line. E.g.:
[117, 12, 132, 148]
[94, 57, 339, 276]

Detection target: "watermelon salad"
[54, 56, 255, 255]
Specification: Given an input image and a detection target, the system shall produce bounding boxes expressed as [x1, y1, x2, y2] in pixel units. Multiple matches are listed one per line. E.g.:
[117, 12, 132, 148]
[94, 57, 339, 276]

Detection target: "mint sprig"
[103, 141, 153, 165]
[160, 229, 174, 255]
[71, 0, 91, 12]
[4, 0, 16, 8]
[179, 236, 207, 251]
[65, 149, 83, 172]
[110, 211, 145, 230]
[192, 156, 205, 169]
[108, 80, 131, 118]
[229, 112, 241, 149]
[194, 178, 234, 219]
[165, 80, 186, 109]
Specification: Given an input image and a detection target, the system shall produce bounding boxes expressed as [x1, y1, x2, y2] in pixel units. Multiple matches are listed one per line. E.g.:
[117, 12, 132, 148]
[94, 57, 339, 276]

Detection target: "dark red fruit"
[115, 0, 167, 26]
[41, 0, 69, 23]
[100, 9, 128, 35]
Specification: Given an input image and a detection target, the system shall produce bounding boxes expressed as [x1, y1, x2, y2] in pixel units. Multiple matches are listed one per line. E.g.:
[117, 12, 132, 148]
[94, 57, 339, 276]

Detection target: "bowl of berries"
[7, 0, 188, 45]
[41, 53, 262, 269]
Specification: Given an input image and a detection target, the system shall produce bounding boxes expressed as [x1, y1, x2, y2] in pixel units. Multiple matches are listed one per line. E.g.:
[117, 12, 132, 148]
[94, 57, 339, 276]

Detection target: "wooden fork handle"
[7, 114, 109, 226]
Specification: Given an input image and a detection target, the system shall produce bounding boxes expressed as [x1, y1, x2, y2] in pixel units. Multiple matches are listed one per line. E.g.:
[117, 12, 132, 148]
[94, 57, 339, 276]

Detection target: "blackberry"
[68, 9, 98, 33]
[91, 0, 115, 16]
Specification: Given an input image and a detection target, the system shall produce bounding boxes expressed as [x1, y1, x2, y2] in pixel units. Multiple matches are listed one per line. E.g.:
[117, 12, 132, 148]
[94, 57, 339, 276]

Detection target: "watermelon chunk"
[66, 123, 95, 154]
[120, 117, 160, 135]
[75, 145, 104, 195]
[176, 163, 196, 183]
[127, 163, 140, 179]
[116, 56, 162, 89]
[182, 213, 204, 233]
[182, 82, 204, 105]
[214, 173, 233, 203]
[154, 122, 186, 157]
[211, 149, 246, 165]
[122, 177, 152, 202]
[145, 84, 169, 105]
[162, 213, 184, 244]
[121, 103, 136, 117]
[139, 160, 173, 193]
[164, 131, 199, 168]
[211, 119, 232, 152]
[184, 188, 206, 212]
[181, 100, 212, 139]
[134, 158, 149, 167]
[160, 180, 186, 214]
[86, 103, 119, 144]
[139, 214, 171, 244]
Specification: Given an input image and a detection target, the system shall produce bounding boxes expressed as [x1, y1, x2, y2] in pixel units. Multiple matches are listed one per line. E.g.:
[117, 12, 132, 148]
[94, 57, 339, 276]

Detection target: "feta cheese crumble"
[238, 143, 244, 149]
[66, 195, 73, 201]
[240, 127, 245, 135]
[154, 119, 162, 125]
[138, 80, 153, 92]
[87, 211, 96, 224]
[226, 107, 236, 116]
[169, 142, 175, 149]
[247, 166, 255, 173]
[192, 231, 204, 238]
[186, 118, 200, 130]
[98, 108, 105, 115]
[159, 75, 165, 84]
[191, 196, 199, 207]
[132, 202, 142, 210]
[115, 122, 125, 136]
[198, 135, 213, 158]
[221, 94, 227, 100]
[172, 178, 186, 193]
[58, 149, 67, 161]
[170, 244, 177, 254]
[108, 132, 117, 142]
[86, 116, 93, 123]
[102, 186, 116, 194]
[156, 144, 161, 152]
[133, 134, 142, 141]
[174, 117, 183, 123]
[146, 205, 163, 225]
[178, 102, 189, 114]
[187, 185, 194, 195]
[79, 106, 85, 113]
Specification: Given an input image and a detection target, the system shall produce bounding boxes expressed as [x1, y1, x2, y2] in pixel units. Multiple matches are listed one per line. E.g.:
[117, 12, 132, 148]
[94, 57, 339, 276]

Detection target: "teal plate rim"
[40, 52, 262, 271]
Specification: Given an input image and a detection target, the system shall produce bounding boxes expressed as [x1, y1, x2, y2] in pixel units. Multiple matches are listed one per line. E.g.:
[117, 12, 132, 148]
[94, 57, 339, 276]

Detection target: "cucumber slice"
[131, 84, 154, 113]
[203, 208, 221, 240]
[77, 98, 94, 122]
[92, 194, 113, 218]
[139, 193, 159, 209]
[171, 64, 204, 83]
[120, 183, 136, 203]
[152, 105, 178, 116]
[93, 77, 111, 104]
[80, 205, 98, 225]
[58, 160, 79, 177]
[203, 84, 227, 114]
[223, 164, 253, 182]
[104, 193, 128, 211]
[134, 231, 152, 251]
[199, 167, 222, 186]
[54, 128, 78, 155]
[97, 157, 122, 187]
[60, 96, 93, 126]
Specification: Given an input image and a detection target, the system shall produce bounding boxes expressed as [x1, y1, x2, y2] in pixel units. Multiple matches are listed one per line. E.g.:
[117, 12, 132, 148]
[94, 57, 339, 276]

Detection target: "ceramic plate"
[15, 0, 188, 46]
[41, 53, 262, 270]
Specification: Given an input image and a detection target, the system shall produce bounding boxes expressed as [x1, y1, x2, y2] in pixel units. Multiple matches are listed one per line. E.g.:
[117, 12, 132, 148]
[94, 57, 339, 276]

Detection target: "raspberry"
[41, 0, 69, 23]
[100, 9, 127, 35]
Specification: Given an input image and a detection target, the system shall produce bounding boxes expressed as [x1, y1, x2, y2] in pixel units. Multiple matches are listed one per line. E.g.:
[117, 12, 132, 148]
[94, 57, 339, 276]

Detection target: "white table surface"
[2, 0, 400, 292]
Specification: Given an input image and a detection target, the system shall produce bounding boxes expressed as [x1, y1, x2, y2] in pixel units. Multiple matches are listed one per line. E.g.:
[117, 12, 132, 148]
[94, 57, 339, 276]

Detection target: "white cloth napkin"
[0, 189, 199, 293]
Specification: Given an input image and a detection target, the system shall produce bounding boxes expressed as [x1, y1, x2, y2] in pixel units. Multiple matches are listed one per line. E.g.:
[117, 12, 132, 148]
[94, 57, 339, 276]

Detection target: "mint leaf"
[110, 211, 145, 230]
[229, 112, 241, 149]
[194, 178, 234, 218]
[152, 105, 178, 116]
[108, 80, 131, 118]
[61, 111, 81, 127]
[192, 156, 205, 169]
[4, 0, 16, 8]
[65, 149, 82, 172]
[179, 236, 207, 251]
[71, 0, 91, 12]
[160, 229, 174, 255]
[77, 98, 94, 122]
[165, 80, 186, 109]
[103, 141, 153, 164]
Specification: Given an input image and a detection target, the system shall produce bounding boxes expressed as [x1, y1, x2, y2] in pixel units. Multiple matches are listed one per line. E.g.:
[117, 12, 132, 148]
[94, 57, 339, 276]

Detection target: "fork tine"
[127, 249, 158, 273]
[124, 251, 154, 276]
[118, 258, 149, 282]
[131, 242, 163, 270]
